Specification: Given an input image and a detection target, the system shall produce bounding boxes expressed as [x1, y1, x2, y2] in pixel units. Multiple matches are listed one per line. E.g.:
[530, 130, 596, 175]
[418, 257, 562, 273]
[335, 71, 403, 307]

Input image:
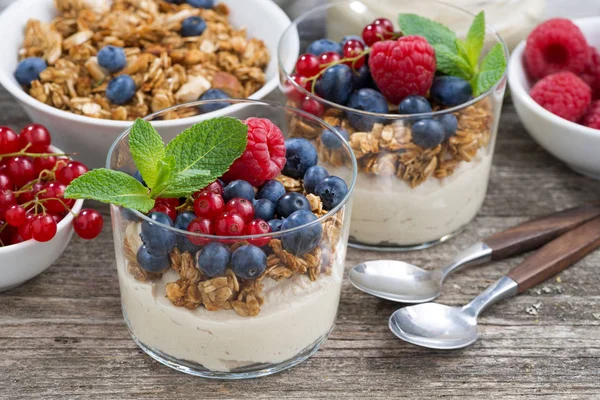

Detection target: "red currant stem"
[0, 151, 73, 160]
[176, 197, 193, 211]
[37, 169, 55, 182]
[39, 196, 74, 213]
[304, 48, 372, 93]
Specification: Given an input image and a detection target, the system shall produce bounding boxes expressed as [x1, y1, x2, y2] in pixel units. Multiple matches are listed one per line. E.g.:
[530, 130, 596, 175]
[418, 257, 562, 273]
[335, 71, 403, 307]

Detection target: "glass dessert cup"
[278, 0, 508, 251]
[107, 99, 357, 379]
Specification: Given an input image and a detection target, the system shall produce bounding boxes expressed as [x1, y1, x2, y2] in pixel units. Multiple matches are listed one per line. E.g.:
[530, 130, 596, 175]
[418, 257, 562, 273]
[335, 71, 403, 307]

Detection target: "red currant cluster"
[0, 124, 103, 246]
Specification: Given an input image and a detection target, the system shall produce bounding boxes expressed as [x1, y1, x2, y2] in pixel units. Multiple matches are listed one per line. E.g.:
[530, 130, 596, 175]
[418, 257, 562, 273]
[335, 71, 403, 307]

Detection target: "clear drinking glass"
[107, 99, 357, 379]
[278, 0, 508, 250]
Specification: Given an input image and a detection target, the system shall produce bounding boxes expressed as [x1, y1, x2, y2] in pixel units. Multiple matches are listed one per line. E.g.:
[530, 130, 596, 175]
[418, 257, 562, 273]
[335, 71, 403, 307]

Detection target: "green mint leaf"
[455, 39, 470, 63]
[64, 169, 155, 213]
[128, 118, 166, 189]
[398, 13, 456, 51]
[434, 44, 473, 80]
[465, 11, 485, 68]
[474, 43, 506, 96]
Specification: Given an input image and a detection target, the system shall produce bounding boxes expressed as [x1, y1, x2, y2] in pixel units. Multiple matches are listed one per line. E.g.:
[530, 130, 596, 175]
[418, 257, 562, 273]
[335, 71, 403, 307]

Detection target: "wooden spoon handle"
[507, 216, 600, 293]
[483, 204, 600, 260]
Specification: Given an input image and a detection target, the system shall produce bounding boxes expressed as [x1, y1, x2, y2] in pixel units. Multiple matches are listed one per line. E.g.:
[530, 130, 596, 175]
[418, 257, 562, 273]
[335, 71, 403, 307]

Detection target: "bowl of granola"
[278, 0, 508, 250]
[69, 98, 357, 378]
[0, 0, 295, 168]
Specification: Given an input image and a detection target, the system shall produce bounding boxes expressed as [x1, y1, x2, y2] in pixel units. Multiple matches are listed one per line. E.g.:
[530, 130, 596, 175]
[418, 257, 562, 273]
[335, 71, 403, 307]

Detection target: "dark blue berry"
[306, 39, 342, 56]
[223, 180, 255, 202]
[121, 207, 140, 222]
[437, 113, 458, 141]
[173, 211, 200, 254]
[97, 46, 127, 73]
[254, 198, 276, 221]
[276, 192, 311, 218]
[268, 219, 284, 232]
[15, 57, 47, 86]
[187, 0, 214, 8]
[430, 76, 473, 107]
[321, 127, 349, 150]
[132, 170, 147, 187]
[177, 236, 202, 254]
[282, 138, 318, 179]
[411, 119, 445, 149]
[315, 64, 354, 105]
[198, 88, 230, 113]
[303, 165, 329, 194]
[231, 245, 267, 279]
[197, 242, 231, 277]
[340, 35, 364, 47]
[141, 212, 176, 255]
[315, 176, 348, 210]
[346, 88, 388, 131]
[181, 16, 207, 37]
[106, 75, 136, 105]
[174, 211, 196, 231]
[398, 95, 432, 115]
[351, 64, 373, 89]
[256, 180, 285, 204]
[281, 210, 322, 256]
[137, 245, 170, 272]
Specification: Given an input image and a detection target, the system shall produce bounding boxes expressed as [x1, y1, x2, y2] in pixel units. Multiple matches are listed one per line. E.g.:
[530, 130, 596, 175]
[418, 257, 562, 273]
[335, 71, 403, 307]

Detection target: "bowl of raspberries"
[509, 17, 600, 179]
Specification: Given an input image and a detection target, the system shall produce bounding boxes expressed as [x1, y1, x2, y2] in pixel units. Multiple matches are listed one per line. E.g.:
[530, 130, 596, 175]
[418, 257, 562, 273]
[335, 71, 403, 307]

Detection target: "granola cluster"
[18, 0, 269, 120]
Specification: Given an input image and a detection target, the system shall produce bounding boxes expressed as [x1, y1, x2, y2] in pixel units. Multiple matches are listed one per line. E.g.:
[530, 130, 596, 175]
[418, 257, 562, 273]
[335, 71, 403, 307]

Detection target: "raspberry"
[368, 36, 436, 104]
[221, 117, 286, 186]
[524, 18, 590, 80]
[580, 47, 600, 99]
[530, 72, 591, 122]
[582, 100, 600, 129]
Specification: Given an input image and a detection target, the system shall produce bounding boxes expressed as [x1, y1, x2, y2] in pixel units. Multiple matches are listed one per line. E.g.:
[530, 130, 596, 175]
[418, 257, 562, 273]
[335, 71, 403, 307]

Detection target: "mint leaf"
[434, 44, 473, 80]
[65, 169, 155, 212]
[455, 39, 469, 62]
[474, 43, 506, 96]
[398, 13, 456, 51]
[465, 11, 485, 68]
[129, 118, 165, 189]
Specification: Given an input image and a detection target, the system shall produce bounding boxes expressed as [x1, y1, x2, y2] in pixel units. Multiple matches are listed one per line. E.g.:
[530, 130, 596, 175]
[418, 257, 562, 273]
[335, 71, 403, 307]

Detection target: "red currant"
[245, 219, 271, 246]
[196, 180, 223, 197]
[49, 213, 63, 224]
[285, 73, 312, 102]
[18, 213, 35, 240]
[362, 23, 393, 46]
[9, 232, 25, 245]
[55, 161, 88, 185]
[0, 127, 19, 154]
[343, 40, 366, 69]
[5, 204, 26, 227]
[5, 156, 35, 187]
[149, 203, 176, 221]
[295, 53, 320, 77]
[0, 188, 16, 219]
[187, 217, 214, 245]
[0, 174, 12, 190]
[33, 155, 57, 175]
[373, 18, 394, 32]
[20, 124, 51, 153]
[73, 208, 103, 240]
[18, 182, 43, 204]
[318, 51, 341, 69]
[225, 197, 254, 223]
[39, 182, 74, 213]
[31, 214, 57, 242]
[214, 212, 245, 236]
[301, 96, 325, 117]
[194, 192, 225, 219]
[155, 197, 180, 208]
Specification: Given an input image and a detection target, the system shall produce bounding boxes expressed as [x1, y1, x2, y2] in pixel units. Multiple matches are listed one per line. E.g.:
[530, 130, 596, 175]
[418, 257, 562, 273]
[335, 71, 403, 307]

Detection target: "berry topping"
[181, 16, 207, 37]
[20, 123, 51, 153]
[187, 217, 214, 245]
[351, 64, 373, 89]
[280, 210, 322, 256]
[282, 138, 318, 179]
[231, 244, 267, 279]
[5, 205, 26, 227]
[137, 244, 170, 272]
[225, 197, 255, 223]
[14, 57, 47, 86]
[246, 219, 271, 246]
[194, 192, 225, 219]
[55, 161, 88, 185]
[530, 71, 592, 122]
[106, 75, 136, 105]
[582, 100, 600, 129]
[295, 53, 320, 78]
[276, 192, 311, 218]
[221, 118, 286, 186]
[39, 182, 74, 213]
[268, 219, 283, 232]
[196, 180, 223, 197]
[256, 180, 285, 204]
[174, 211, 197, 230]
[303, 165, 330, 194]
[345, 88, 388, 131]
[0, 127, 20, 154]
[340, 35, 364, 47]
[31, 214, 57, 242]
[362, 23, 394, 47]
[411, 119, 446, 149]
[149, 202, 177, 222]
[369, 36, 436, 104]
[342, 39, 367, 69]
[315, 64, 354, 105]
[97, 45, 127, 73]
[321, 127, 349, 150]
[197, 242, 231, 277]
[306, 39, 342, 56]
[430, 76, 473, 107]
[18, 214, 35, 240]
[5, 157, 35, 187]
[373, 18, 394, 32]
[318, 51, 342, 69]
[223, 180, 255, 202]
[398, 95, 432, 115]
[314, 176, 348, 210]
[300, 96, 325, 117]
[33, 156, 57, 175]
[253, 198, 276, 221]
[285, 73, 312, 102]
[198, 88, 231, 113]
[581, 47, 600, 99]
[437, 114, 458, 141]
[187, 0, 214, 8]
[215, 212, 245, 236]
[73, 209, 104, 240]
[141, 212, 177, 255]
[0, 174, 12, 190]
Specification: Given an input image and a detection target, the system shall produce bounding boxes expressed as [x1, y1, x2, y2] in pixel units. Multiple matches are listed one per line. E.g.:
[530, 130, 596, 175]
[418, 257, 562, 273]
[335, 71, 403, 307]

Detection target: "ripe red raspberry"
[524, 18, 590, 80]
[530, 71, 592, 122]
[368, 36, 436, 104]
[221, 117, 286, 186]
[580, 47, 600, 99]
[582, 100, 600, 129]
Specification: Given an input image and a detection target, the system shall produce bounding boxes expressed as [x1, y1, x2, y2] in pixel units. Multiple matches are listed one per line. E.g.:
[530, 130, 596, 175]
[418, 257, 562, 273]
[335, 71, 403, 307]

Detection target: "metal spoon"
[389, 215, 600, 349]
[349, 204, 600, 304]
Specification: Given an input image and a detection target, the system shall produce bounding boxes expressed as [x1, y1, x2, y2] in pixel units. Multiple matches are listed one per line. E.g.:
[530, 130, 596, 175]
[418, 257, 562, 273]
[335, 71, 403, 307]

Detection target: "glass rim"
[105, 98, 358, 240]
[277, 0, 510, 119]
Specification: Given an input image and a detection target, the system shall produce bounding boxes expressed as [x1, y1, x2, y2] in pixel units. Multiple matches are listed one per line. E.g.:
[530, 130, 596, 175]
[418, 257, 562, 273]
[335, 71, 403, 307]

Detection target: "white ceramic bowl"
[509, 17, 600, 179]
[0, 0, 295, 168]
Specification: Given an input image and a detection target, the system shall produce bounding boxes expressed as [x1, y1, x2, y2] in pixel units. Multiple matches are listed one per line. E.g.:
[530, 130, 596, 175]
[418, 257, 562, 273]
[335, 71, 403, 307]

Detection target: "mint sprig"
[398, 11, 506, 96]
[65, 117, 248, 212]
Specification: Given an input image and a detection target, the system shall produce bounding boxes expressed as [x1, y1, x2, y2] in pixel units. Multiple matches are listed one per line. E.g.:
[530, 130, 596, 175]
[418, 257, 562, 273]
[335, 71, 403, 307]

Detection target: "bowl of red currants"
[0, 123, 103, 291]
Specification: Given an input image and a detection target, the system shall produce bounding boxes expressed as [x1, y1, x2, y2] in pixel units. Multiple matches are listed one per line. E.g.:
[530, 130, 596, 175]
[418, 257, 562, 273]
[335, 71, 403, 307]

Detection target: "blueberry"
[430, 76, 473, 107]
[174, 211, 196, 231]
[437, 113, 458, 141]
[223, 180, 255, 202]
[97, 46, 127, 73]
[340, 35, 364, 47]
[14, 57, 47, 86]
[303, 166, 329, 194]
[351, 64, 373, 89]
[137, 245, 171, 272]
[141, 212, 176, 255]
[346, 88, 388, 131]
[198, 88, 230, 113]
[132, 170, 147, 187]
[231, 245, 267, 280]
[315, 176, 348, 210]
[174, 211, 200, 253]
[276, 192, 311, 218]
[398, 95, 432, 115]
[187, 0, 214, 8]
[282, 138, 318, 178]
[177, 236, 202, 254]
[106, 74, 136, 105]
[315, 64, 354, 105]
[321, 127, 349, 150]
[256, 180, 285, 204]
[197, 242, 231, 277]
[268, 219, 284, 232]
[181, 16, 207, 37]
[254, 198, 276, 221]
[411, 119, 445, 149]
[281, 210, 322, 256]
[306, 39, 342, 56]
